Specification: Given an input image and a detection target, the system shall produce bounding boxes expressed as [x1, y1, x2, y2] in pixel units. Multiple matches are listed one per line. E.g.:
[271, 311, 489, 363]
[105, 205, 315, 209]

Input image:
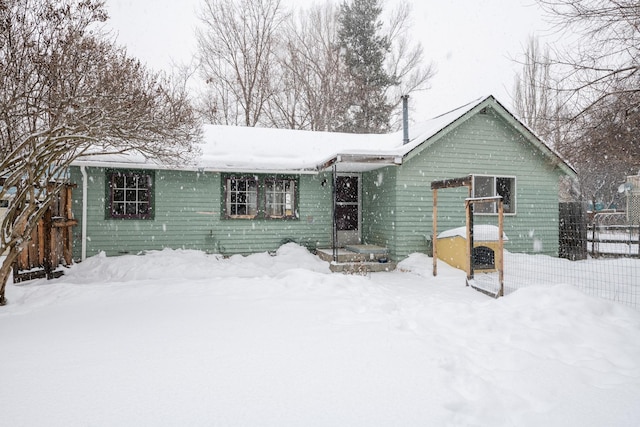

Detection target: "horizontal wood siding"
[72, 167, 333, 258]
[362, 167, 398, 255]
[391, 110, 562, 260]
[213, 172, 332, 255]
[73, 168, 219, 257]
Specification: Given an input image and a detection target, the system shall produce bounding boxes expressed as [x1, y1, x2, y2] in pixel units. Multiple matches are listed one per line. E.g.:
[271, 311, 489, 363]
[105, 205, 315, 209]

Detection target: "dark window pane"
[336, 176, 358, 203]
[113, 190, 124, 202]
[336, 205, 358, 231]
[497, 177, 513, 212]
[114, 175, 125, 188]
[113, 203, 124, 216]
[125, 203, 136, 215]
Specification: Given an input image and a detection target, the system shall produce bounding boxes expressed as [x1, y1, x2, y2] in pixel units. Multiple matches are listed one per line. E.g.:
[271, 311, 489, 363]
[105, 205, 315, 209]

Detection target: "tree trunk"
[0, 245, 22, 306]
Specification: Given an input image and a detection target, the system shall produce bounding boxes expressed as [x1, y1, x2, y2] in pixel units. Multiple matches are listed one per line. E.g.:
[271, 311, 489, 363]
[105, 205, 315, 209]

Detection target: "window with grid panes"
[265, 178, 296, 219]
[225, 176, 258, 218]
[108, 171, 152, 219]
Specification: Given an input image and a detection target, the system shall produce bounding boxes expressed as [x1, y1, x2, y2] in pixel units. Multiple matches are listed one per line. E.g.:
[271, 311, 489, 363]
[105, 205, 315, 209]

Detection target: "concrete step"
[329, 261, 396, 274]
[316, 246, 395, 273]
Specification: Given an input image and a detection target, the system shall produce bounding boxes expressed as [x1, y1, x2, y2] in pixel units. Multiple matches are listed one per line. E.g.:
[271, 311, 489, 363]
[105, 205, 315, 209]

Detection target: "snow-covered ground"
[2, 244, 640, 426]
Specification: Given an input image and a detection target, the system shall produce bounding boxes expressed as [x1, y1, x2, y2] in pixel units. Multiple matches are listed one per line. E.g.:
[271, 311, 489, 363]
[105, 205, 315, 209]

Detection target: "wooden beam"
[430, 175, 473, 190]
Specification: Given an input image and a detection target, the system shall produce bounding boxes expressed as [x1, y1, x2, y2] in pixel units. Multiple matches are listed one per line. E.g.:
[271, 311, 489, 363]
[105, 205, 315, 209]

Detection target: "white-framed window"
[224, 175, 298, 220]
[108, 171, 153, 219]
[472, 175, 516, 214]
[225, 176, 258, 219]
[264, 178, 296, 219]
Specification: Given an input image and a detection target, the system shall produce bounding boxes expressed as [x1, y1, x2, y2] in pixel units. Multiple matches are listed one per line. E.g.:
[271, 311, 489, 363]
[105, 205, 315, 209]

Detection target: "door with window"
[335, 174, 361, 246]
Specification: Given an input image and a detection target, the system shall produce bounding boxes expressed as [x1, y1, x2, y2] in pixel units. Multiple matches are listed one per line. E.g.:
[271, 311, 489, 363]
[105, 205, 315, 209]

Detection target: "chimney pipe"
[401, 95, 409, 144]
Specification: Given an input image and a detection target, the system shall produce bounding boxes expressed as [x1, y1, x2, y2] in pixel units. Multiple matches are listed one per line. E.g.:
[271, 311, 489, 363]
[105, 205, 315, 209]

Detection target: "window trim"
[222, 174, 299, 220]
[106, 170, 154, 220]
[264, 177, 297, 220]
[224, 175, 259, 219]
[472, 174, 517, 215]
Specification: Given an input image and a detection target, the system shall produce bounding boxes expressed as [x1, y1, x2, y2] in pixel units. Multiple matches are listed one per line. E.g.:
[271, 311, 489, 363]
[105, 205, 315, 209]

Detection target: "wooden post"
[63, 185, 74, 265]
[498, 199, 504, 297]
[465, 199, 473, 284]
[432, 188, 438, 276]
[331, 165, 338, 263]
[42, 207, 52, 279]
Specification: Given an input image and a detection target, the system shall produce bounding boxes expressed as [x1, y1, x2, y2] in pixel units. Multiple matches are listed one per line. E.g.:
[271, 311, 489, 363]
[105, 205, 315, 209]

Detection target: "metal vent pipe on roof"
[401, 95, 409, 144]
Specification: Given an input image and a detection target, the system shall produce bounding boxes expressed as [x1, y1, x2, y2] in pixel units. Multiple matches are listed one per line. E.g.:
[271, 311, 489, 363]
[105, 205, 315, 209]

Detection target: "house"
[69, 95, 577, 265]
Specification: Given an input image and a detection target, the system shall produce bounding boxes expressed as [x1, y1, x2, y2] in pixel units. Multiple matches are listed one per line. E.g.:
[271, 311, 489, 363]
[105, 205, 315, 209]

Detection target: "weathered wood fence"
[559, 202, 588, 260]
[13, 184, 77, 282]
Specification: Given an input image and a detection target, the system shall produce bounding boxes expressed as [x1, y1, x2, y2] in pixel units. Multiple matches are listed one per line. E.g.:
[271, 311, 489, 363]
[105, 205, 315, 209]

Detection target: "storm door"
[335, 174, 361, 246]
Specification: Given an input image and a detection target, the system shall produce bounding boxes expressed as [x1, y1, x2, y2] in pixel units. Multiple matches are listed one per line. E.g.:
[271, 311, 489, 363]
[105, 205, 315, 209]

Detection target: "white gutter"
[80, 165, 88, 261]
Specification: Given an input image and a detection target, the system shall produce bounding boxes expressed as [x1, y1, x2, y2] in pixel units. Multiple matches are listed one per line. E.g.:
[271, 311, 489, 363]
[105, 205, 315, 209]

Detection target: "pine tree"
[338, 0, 397, 133]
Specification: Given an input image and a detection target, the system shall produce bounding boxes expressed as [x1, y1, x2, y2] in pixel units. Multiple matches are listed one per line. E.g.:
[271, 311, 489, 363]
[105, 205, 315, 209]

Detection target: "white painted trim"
[80, 165, 88, 261]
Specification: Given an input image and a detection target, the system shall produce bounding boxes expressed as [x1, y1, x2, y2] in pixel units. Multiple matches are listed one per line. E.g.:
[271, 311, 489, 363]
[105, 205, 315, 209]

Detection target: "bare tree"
[383, 0, 435, 129]
[513, 37, 554, 140]
[512, 36, 574, 147]
[0, 0, 200, 305]
[265, 0, 433, 132]
[536, 0, 640, 116]
[533, 0, 640, 208]
[196, 0, 287, 126]
[268, 2, 347, 131]
[562, 88, 640, 209]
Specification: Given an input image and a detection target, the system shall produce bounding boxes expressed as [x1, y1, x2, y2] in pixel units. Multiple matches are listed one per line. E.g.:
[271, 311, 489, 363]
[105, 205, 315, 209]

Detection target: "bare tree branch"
[0, 0, 201, 305]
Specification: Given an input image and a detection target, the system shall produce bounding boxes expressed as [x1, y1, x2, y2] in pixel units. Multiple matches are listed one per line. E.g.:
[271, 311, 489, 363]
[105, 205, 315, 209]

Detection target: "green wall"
[71, 167, 333, 259]
[70, 104, 568, 262]
[384, 108, 563, 260]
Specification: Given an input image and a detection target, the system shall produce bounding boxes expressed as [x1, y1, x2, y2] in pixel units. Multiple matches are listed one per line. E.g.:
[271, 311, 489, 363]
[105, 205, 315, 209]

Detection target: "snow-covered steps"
[316, 246, 395, 273]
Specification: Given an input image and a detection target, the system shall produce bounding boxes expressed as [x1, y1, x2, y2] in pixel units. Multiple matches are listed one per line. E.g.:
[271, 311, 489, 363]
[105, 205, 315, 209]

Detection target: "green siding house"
[69, 96, 576, 263]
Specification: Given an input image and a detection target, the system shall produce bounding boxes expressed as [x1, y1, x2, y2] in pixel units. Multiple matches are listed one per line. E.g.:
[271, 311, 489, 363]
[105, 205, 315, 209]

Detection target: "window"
[335, 175, 359, 231]
[224, 175, 297, 220]
[108, 171, 153, 219]
[225, 176, 258, 218]
[265, 178, 296, 219]
[472, 175, 516, 214]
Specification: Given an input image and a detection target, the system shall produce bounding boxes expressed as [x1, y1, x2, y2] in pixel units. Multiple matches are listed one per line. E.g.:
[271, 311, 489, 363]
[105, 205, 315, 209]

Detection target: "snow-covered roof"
[71, 95, 575, 176]
[72, 96, 487, 173]
[437, 224, 509, 241]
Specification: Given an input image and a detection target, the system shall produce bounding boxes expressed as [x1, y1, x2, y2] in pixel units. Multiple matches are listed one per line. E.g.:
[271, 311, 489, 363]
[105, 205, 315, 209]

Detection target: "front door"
[335, 174, 361, 246]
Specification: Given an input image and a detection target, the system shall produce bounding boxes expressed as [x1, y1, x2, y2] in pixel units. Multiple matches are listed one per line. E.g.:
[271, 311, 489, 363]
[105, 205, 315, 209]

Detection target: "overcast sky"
[103, 0, 554, 120]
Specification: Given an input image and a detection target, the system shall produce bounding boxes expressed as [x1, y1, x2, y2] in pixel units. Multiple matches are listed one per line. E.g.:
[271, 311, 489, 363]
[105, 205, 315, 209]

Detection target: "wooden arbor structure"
[430, 175, 505, 297]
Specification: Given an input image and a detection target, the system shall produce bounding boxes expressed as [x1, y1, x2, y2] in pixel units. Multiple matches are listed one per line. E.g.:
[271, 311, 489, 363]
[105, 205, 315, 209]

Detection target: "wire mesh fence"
[497, 202, 640, 309]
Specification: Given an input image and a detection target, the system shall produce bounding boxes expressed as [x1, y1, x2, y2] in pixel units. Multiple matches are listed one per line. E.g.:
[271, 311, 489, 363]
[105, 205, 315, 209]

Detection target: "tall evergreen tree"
[338, 0, 396, 133]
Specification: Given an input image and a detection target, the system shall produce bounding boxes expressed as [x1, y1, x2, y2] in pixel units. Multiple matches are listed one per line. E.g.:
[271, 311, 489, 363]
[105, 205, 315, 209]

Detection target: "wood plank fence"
[12, 184, 77, 282]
